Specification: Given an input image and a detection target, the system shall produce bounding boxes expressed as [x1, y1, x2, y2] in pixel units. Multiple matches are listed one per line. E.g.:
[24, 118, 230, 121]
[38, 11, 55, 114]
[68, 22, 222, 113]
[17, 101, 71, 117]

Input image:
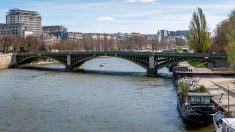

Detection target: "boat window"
[201, 96, 210, 105]
[190, 97, 196, 104]
[196, 97, 201, 104]
[190, 96, 210, 105]
[190, 96, 201, 104]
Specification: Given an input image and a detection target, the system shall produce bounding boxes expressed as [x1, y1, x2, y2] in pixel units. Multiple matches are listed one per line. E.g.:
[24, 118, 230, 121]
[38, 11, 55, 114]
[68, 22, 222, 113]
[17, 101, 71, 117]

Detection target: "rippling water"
[0, 57, 213, 132]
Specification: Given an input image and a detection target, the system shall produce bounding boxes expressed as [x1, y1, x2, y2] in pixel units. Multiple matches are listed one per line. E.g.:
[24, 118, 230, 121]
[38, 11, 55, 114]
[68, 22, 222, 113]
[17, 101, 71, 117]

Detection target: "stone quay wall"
[0, 54, 15, 69]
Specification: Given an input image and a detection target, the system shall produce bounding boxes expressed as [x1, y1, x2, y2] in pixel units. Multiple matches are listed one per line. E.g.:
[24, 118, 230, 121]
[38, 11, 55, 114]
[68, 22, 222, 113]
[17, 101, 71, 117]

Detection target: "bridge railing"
[16, 51, 227, 59]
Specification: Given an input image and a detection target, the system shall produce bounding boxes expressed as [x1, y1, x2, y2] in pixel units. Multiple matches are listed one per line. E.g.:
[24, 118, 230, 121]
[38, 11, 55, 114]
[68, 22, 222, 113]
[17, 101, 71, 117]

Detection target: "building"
[158, 30, 168, 38]
[43, 26, 68, 40]
[6, 8, 42, 36]
[173, 30, 189, 39]
[0, 23, 26, 36]
[82, 33, 117, 51]
[43, 33, 60, 45]
[43, 25, 67, 33]
[68, 32, 83, 42]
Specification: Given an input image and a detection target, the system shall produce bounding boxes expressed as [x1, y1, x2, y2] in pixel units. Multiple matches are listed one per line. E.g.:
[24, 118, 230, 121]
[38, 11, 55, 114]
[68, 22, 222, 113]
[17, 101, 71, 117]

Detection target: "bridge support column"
[65, 54, 72, 71]
[147, 68, 157, 77]
[65, 65, 72, 71]
[10, 54, 18, 68]
[147, 56, 157, 76]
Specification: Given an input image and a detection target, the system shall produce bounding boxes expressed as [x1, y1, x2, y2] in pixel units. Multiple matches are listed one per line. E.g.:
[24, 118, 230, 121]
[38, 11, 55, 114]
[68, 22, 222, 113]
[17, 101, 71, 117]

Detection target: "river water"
[0, 57, 213, 132]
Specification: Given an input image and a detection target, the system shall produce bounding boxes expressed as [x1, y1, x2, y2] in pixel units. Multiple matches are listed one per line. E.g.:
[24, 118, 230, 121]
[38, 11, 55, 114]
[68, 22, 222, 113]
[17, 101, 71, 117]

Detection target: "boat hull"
[177, 100, 213, 124]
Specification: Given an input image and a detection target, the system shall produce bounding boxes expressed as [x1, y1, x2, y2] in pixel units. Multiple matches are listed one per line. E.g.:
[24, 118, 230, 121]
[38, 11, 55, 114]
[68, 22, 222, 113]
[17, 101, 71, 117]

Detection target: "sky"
[0, 0, 234, 34]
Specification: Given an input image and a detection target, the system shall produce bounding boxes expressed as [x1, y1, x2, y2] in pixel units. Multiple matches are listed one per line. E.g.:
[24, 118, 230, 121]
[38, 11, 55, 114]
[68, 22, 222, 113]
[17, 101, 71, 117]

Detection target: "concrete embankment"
[0, 54, 15, 69]
[197, 74, 235, 117]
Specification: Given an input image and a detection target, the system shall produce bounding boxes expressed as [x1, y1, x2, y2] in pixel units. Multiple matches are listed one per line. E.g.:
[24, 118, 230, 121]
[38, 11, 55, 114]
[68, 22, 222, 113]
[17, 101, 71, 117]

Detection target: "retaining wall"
[0, 54, 14, 69]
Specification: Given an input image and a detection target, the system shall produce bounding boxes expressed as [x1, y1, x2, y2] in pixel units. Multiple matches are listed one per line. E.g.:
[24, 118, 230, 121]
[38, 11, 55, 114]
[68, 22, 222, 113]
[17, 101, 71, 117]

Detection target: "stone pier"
[147, 56, 157, 76]
[147, 68, 157, 77]
[0, 54, 16, 69]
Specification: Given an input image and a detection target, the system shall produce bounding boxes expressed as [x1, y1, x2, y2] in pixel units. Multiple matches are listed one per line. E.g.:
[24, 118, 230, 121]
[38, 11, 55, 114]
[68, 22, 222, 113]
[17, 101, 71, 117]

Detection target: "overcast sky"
[0, 0, 234, 34]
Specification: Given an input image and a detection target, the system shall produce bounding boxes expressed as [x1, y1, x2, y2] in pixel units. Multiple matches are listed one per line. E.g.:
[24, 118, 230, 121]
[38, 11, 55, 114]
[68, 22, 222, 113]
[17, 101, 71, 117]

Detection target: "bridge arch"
[71, 55, 149, 71]
[156, 58, 188, 70]
[16, 54, 67, 66]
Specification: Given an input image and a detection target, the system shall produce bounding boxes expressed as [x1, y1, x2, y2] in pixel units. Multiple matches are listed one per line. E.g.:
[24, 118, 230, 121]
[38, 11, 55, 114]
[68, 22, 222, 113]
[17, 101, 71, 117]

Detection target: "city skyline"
[0, 0, 234, 34]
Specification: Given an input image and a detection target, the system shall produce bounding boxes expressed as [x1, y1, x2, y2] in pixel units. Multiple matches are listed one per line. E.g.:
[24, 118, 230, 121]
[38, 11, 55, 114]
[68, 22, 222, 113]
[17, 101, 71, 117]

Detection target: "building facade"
[158, 30, 168, 38]
[43, 26, 68, 40]
[43, 25, 67, 33]
[6, 9, 42, 36]
[0, 23, 26, 36]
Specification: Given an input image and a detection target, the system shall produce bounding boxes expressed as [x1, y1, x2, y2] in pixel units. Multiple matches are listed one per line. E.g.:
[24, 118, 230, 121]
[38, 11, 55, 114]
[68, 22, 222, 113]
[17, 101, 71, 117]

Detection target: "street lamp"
[152, 39, 154, 55]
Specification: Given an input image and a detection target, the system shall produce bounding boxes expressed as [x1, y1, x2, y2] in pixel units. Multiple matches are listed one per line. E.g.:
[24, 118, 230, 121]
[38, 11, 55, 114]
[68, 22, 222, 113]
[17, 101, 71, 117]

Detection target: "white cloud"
[2, 0, 234, 33]
[128, 0, 158, 4]
[97, 16, 115, 21]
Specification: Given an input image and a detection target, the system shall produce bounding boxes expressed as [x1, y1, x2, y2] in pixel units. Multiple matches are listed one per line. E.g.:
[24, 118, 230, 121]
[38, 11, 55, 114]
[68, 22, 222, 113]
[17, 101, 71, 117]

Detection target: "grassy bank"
[188, 60, 207, 68]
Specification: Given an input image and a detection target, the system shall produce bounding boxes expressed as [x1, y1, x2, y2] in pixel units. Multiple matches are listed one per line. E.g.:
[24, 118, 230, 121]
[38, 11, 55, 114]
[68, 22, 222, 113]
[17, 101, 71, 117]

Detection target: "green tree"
[175, 46, 183, 52]
[189, 7, 212, 53]
[225, 10, 235, 68]
[180, 82, 189, 100]
[210, 20, 229, 53]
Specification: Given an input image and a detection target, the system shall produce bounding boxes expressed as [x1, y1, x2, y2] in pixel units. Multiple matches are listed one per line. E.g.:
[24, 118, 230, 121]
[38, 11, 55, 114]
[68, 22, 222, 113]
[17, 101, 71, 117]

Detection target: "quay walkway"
[198, 74, 235, 117]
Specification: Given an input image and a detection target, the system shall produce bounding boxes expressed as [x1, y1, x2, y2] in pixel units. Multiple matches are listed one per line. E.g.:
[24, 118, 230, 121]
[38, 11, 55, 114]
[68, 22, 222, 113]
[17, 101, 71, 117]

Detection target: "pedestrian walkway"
[197, 74, 235, 117]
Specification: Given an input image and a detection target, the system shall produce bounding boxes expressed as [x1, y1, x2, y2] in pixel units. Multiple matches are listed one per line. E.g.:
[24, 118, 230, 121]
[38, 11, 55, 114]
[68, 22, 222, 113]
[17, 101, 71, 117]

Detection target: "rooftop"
[7, 8, 40, 16]
[188, 92, 212, 97]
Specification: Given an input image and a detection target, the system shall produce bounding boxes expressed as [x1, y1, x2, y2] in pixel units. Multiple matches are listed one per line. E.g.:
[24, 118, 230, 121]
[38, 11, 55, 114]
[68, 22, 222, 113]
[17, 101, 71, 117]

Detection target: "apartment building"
[5, 8, 41, 36]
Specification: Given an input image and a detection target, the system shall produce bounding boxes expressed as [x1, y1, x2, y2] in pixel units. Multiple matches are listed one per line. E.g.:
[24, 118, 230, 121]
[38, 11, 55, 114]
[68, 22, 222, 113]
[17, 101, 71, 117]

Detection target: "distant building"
[158, 30, 168, 38]
[43, 33, 60, 45]
[175, 36, 187, 47]
[43, 25, 67, 33]
[6, 8, 42, 36]
[158, 30, 189, 39]
[173, 30, 189, 39]
[67, 32, 83, 42]
[0, 23, 26, 36]
[82, 33, 117, 51]
[43, 25, 68, 40]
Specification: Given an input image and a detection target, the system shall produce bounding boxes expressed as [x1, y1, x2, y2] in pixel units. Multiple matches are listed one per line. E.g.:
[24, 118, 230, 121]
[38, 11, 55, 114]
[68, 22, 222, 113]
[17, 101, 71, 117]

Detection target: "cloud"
[128, 0, 158, 4]
[97, 16, 115, 21]
[1, 0, 234, 33]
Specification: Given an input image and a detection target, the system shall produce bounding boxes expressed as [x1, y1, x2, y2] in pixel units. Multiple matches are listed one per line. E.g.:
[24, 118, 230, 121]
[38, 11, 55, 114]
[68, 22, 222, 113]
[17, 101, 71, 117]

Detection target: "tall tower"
[6, 8, 42, 36]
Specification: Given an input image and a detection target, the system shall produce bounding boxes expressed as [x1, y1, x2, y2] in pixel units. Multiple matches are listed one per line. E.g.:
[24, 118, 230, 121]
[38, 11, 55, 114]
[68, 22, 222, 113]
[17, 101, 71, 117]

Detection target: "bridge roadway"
[15, 51, 227, 76]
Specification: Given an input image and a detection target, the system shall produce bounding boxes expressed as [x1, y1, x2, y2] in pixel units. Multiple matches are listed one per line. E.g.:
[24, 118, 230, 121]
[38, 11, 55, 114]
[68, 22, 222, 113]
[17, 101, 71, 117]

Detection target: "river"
[0, 57, 213, 132]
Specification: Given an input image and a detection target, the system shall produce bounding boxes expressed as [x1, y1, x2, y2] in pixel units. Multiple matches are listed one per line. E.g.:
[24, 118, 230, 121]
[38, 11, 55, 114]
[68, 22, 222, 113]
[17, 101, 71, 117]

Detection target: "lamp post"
[152, 39, 154, 55]
[227, 84, 230, 112]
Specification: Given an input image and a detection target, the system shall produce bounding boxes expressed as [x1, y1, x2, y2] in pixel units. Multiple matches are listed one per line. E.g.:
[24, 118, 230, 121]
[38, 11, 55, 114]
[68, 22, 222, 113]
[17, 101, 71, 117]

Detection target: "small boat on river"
[99, 62, 108, 67]
[213, 111, 235, 132]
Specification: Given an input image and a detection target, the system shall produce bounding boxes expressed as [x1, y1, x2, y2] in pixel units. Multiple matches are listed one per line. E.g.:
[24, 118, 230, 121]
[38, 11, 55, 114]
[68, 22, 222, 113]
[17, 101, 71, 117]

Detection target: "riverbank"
[175, 62, 235, 117]
[33, 60, 58, 65]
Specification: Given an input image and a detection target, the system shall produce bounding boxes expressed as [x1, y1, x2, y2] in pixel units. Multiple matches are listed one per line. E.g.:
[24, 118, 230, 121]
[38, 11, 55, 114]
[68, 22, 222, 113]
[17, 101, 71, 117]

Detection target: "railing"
[16, 51, 227, 59]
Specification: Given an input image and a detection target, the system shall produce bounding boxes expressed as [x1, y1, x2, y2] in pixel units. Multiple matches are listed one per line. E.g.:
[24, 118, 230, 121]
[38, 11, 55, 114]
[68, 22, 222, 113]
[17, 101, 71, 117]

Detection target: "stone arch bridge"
[15, 52, 226, 76]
